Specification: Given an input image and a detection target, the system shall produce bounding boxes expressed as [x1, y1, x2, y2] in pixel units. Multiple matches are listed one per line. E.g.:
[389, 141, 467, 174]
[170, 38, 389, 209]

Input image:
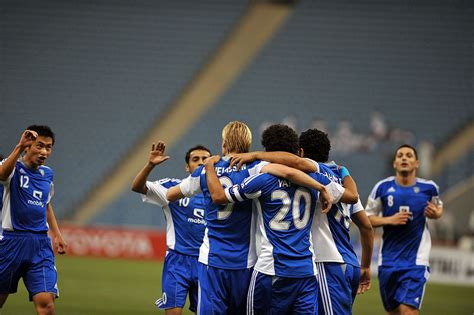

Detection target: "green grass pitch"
[2, 256, 473, 314]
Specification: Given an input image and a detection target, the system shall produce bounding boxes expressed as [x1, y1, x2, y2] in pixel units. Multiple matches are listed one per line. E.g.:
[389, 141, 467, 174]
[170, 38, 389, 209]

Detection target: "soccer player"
[131, 141, 210, 315]
[366, 144, 443, 315]
[203, 125, 358, 314]
[166, 121, 333, 314]
[0, 126, 67, 315]
[299, 128, 374, 315]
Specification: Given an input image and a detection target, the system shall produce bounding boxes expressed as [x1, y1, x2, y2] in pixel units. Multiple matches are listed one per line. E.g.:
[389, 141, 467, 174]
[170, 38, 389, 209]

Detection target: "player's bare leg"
[0, 294, 9, 308]
[32, 292, 55, 315]
[165, 307, 183, 315]
[398, 304, 419, 315]
[388, 304, 419, 315]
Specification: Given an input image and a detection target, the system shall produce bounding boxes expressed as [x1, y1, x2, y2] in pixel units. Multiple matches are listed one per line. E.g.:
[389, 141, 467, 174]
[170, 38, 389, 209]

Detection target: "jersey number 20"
[269, 188, 311, 231]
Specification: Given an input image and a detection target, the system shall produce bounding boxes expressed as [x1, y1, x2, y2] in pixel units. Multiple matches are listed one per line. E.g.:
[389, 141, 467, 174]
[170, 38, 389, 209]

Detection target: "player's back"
[249, 173, 321, 277]
[367, 176, 440, 267]
[197, 157, 265, 269]
[312, 162, 360, 266]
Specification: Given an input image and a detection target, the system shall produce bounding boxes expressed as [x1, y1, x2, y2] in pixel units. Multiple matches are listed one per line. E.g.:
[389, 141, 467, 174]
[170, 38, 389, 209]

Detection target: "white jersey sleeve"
[47, 182, 54, 204]
[142, 181, 169, 207]
[247, 161, 269, 176]
[304, 157, 320, 173]
[0, 159, 15, 184]
[431, 196, 443, 207]
[178, 173, 202, 197]
[365, 182, 383, 216]
[351, 198, 364, 214]
[326, 181, 345, 203]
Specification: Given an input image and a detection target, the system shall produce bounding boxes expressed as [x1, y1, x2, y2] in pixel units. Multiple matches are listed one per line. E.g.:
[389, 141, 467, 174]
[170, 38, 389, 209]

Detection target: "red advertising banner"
[58, 224, 167, 260]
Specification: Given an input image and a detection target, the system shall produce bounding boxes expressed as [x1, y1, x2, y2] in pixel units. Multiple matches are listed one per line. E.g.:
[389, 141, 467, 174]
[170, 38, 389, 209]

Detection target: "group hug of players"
[0, 122, 443, 315]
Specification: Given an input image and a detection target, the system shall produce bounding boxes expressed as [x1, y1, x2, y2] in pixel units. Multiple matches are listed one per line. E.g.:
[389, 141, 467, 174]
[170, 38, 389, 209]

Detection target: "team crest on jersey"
[413, 186, 420, 193]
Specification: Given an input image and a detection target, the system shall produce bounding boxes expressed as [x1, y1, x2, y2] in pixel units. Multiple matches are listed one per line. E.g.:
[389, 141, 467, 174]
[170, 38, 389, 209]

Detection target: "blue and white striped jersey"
[366, 176, 442, 267]
[311, 162, 364, 267]
[179, 157, 267, 270]
[142, 178, 205, 256]
[1, 160, 54, 233]
[224, 172, 344, 278]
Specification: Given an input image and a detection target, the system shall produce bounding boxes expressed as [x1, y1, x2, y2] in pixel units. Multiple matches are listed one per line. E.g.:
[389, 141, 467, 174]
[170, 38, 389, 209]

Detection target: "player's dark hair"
[185, 145, 211, 164]
[261, 124, 299, 154]
[26, 125, 55, 145]
[395, 144, 418, 160]
[299, 128, 330, 162]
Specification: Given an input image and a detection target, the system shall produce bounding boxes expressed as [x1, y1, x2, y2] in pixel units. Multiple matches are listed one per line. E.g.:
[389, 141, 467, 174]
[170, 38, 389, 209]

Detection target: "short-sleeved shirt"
[365, 176, 442, 267]
[311, 161, 364, 266]
[1, 160, 54, 232]
[142, 178, 205, 256]
[178, 157, 267, 269]
[223, 172, 344, 277]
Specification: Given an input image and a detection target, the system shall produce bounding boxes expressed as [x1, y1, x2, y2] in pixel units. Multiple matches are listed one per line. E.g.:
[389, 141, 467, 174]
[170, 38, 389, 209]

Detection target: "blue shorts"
[197, 263, 252, 315]
[378, 265, 430, 311]
[247, 270, 318, 315]
[0, 231, 58, 301]
[155, 250, 199, 312]
[316, 262, 360, 315]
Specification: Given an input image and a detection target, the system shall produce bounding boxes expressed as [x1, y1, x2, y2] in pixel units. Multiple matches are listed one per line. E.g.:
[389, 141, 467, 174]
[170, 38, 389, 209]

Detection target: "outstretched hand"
[148, 141, 170, 166]
[229, 152, 256, 170]
[19, 130, 38, 149]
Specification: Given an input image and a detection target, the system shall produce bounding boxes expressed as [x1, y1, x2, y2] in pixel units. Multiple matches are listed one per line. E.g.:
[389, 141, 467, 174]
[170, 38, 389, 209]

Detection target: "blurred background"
[1, 0, 473, 314]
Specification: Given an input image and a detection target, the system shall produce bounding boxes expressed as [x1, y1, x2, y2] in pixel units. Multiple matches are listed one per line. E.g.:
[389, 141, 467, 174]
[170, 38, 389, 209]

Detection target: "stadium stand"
[95, 0, 473, 227]
[1, 0, 247, 219]
[1, 0, 471, 230]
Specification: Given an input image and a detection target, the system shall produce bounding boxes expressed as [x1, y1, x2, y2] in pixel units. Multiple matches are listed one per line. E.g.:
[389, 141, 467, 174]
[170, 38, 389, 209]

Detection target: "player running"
[366, 144, 443, 315]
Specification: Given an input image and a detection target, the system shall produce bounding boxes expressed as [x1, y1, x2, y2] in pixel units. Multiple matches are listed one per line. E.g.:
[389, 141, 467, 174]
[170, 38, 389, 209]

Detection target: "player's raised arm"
[204, 155, 226, 204]
[131, 141, 170, 194]
[0, 130, 38, 181]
